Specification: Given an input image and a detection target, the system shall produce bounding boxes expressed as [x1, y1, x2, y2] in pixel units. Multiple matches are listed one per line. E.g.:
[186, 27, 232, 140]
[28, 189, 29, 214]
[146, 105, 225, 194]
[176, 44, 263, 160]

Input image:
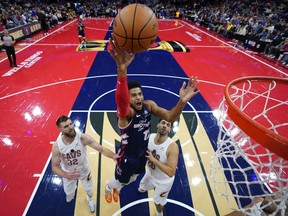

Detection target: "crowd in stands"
[0, 0, 77, 32]
[1, 0, 287, 65]
[182, 0, 288, 65]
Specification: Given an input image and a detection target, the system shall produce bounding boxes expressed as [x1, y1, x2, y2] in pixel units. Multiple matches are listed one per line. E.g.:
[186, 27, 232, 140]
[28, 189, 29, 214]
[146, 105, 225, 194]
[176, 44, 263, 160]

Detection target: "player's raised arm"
[109, 34, 135, 126]
[81, 133, 119, 163]
[146, 76, 200, 123]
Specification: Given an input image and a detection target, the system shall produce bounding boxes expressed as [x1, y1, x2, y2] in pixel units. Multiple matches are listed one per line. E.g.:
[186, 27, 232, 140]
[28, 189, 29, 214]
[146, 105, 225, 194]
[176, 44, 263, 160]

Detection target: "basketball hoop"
[210, 76, 288, 215]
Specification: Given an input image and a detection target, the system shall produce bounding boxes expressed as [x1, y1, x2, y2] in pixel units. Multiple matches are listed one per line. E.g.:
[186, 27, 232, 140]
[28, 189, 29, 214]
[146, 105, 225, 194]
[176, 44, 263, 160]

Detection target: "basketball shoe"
[105, 180, 119, 203]
[87, 199, 95, 213]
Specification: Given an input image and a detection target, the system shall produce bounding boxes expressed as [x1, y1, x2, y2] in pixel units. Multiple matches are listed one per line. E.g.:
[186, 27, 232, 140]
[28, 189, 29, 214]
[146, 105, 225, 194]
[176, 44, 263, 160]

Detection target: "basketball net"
[210, 77, 288, 215]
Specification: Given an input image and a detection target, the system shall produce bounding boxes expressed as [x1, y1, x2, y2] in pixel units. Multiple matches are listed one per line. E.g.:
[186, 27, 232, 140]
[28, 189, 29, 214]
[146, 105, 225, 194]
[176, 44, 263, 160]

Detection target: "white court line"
[0, 19, 77, 64]
[22, 153, 52, 216]
[180, 20, 288, 77]
[86, 27, 113, 31]
[187, 45, 230, 48]
[0, 73, 224, 101]
[18, 43, 79, 46]
[112, 197, 204, 216]
[85, 18, 184, 32]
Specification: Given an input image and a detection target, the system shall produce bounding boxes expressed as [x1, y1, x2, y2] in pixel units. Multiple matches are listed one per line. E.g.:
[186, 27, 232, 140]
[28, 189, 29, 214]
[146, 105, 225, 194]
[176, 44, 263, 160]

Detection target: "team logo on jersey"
[134, 119, 150, 132]
[76, 40, 190, 53]
[116, 165, 122, 176]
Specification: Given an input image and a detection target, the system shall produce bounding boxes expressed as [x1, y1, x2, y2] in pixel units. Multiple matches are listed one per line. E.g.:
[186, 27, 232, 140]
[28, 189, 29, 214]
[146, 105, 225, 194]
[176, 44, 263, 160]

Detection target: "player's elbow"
[167, 173, 174, 178]
[167, 169, 176, 177]
[51, 165, 57, 175]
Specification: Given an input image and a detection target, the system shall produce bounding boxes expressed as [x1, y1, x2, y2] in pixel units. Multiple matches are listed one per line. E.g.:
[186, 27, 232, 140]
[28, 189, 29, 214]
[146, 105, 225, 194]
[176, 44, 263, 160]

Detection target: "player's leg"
[153, 182, 173, 216]
[6, 48, 13, 67]
[81, 172, 95, 213]
[105, 155, 137, 203]
[105, 177, 124, 203]
[63, 178, 77, 202]
[138, 171, 154, 192]
[11, 47, 17, 66]
[82, 32, 86, 47]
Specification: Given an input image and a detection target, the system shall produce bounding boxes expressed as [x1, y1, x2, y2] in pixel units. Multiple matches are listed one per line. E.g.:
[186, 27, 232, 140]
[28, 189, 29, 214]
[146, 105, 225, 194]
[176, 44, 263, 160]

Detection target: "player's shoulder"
[167, 139, 178, 151]
[52, 140, 60, 153]
[79, 132, 93, 146]
[144, 99, 156, 105]
[143, 100, 157, 111]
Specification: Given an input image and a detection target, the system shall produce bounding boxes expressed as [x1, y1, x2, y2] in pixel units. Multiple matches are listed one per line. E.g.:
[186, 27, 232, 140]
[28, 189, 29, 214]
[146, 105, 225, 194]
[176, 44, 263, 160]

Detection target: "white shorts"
[63, 172, 93, 198]
[139, 171, 173, 206]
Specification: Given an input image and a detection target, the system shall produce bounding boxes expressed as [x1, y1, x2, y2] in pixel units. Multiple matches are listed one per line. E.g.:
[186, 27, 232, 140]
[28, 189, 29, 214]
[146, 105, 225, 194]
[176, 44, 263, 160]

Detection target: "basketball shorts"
[115, 153, 147, 184]
[139, 170, 173, 206]
[78, 30, 85, 37]
[63, 172, 93, 199]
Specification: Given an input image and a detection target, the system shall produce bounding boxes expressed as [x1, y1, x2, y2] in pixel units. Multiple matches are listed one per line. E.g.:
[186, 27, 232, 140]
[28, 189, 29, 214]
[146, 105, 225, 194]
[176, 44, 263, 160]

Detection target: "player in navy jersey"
[104, 33, 200, 203]
[77, 17, 86, 49]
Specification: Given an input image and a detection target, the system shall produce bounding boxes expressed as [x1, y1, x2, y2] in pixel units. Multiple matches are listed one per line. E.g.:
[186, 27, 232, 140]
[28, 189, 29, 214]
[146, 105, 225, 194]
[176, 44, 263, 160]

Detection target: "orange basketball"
[113, 3, 158, 53]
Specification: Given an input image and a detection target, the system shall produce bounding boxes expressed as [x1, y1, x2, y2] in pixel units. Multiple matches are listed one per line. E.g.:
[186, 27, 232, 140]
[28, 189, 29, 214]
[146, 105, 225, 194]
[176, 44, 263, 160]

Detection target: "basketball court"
[0, 17, 287, 216]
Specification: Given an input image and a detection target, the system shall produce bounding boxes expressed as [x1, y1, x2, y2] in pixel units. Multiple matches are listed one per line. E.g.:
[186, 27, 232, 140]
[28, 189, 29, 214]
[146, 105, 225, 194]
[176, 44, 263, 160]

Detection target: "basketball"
[113, 3, 158, 53]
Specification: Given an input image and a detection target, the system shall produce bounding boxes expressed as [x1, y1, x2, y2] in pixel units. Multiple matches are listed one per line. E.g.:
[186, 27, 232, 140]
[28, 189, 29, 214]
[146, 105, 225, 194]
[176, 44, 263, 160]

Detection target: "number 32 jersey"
[57, 131, 90, 178]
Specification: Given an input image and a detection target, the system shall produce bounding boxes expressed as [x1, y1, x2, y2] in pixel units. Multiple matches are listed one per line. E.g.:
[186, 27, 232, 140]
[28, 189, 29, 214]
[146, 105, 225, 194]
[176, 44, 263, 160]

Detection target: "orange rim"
[225, 76, 288, 160]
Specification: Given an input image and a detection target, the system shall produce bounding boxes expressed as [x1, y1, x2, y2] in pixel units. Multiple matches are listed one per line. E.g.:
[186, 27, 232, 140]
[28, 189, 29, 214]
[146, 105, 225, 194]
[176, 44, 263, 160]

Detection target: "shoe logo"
[160, 191, 168, 197]
[87, 172, 92, 181]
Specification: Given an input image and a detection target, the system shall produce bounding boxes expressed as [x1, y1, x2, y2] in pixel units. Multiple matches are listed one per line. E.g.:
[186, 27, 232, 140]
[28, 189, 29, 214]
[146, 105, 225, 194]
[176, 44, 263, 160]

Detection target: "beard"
[64, 129, 76, 138]
[159, 128, 167, 135]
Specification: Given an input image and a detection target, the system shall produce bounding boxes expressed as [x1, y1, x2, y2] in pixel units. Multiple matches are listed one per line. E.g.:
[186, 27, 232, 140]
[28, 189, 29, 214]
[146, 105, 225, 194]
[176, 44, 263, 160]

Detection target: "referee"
[1, 29, 17, 67]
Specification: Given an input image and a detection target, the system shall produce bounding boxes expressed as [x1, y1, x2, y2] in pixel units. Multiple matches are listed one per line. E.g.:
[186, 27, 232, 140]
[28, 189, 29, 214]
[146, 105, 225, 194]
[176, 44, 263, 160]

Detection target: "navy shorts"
[115, 153, 147, 184]
[78, 30, 85, 37]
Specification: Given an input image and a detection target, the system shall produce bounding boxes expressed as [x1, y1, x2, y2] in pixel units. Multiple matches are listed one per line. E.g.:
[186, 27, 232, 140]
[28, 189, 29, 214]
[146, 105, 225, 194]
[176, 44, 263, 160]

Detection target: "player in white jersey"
[51, 115, 119, 213]
[138, 119, 179, 216]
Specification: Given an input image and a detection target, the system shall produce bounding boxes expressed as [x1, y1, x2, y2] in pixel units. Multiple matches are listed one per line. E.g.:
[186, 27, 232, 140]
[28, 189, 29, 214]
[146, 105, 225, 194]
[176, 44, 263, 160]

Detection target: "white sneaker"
[88, 199, 95, 213]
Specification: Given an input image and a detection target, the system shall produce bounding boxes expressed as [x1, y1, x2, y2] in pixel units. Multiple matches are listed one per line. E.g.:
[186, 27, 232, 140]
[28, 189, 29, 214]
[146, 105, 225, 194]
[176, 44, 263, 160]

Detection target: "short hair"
[128, 81, 141, 90]
[56, 115, 70, 127]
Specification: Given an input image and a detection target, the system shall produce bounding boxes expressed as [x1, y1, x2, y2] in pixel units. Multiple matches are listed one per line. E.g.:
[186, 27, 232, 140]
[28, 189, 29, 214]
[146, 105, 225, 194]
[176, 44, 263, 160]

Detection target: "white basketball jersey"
[57, 131, 90, 178]
[147, 133, 175, 184]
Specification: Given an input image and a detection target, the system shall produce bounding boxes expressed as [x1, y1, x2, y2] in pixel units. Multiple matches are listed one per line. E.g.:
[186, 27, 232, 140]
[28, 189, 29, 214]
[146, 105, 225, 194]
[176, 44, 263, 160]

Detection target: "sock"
[108, 178, 124, 191]
[106, 183, 112, 192]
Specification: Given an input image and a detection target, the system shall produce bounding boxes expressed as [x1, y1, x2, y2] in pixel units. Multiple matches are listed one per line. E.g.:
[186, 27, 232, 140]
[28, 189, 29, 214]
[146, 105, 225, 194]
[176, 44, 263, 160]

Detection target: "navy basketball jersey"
[119, 104, 151, 156]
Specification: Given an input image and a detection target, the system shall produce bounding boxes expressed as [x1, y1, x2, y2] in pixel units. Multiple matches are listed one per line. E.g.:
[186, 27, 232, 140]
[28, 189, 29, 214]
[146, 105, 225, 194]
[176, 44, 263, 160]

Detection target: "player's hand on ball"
[108, 34, 135, 71]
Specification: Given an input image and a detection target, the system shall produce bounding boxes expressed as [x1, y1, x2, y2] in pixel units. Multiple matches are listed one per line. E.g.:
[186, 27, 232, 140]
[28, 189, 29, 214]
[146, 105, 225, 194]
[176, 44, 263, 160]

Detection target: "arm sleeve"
[116, 76, 130, 118]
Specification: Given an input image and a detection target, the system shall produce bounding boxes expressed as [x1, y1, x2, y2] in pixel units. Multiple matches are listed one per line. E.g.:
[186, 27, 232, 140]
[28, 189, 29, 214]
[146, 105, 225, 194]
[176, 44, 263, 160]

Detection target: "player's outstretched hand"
[179, 76, 200, 103]
[108, 33, 134, 72]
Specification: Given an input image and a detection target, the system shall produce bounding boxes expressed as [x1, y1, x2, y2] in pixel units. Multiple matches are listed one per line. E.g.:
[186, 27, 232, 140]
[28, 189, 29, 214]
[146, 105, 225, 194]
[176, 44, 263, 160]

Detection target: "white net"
[210, 77, 288, 216]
